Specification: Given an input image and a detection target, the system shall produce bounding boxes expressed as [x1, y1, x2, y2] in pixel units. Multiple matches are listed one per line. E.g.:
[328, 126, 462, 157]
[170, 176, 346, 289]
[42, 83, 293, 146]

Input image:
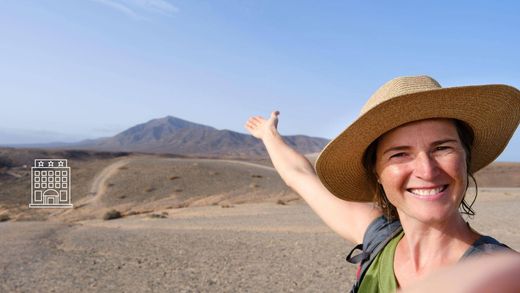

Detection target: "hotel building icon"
[30, 159, 73, 208]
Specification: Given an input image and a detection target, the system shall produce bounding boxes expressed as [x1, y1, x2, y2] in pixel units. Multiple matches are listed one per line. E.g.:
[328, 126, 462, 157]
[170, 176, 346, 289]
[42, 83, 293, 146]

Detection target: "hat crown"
[360, 75, 442, 115]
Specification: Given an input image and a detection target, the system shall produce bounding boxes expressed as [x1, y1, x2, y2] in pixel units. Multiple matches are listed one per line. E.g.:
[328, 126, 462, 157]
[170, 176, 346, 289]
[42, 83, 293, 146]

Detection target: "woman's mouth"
[406, 185, 449, 200]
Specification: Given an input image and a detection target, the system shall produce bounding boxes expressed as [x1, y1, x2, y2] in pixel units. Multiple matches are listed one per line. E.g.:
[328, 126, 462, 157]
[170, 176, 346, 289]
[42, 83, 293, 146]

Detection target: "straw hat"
[315, 75, 520, 202]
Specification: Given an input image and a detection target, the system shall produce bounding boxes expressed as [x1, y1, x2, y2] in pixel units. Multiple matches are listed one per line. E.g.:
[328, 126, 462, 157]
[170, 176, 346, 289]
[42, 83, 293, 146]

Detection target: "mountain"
[74, 116, 329, 158]
[0, 128, 83, 146]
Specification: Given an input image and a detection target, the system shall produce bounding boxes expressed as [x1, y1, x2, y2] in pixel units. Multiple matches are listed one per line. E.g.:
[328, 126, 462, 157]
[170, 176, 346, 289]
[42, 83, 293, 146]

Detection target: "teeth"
[409, 186, 445, 196]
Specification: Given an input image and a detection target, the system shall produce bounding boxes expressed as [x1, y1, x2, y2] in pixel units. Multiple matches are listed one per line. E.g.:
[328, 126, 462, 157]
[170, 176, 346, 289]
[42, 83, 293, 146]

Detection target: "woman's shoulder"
[346, 216, 401, 266]
[462, 235, 515, 258]
[363, 216, 401, 248]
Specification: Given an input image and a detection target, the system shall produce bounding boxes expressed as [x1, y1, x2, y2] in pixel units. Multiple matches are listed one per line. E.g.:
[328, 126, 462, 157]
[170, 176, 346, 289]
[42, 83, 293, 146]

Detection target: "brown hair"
[362, 119, 477, 221]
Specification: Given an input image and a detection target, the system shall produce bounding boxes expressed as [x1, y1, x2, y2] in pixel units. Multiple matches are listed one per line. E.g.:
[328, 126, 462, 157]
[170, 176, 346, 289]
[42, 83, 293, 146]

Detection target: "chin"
[400, 205, 460, 224]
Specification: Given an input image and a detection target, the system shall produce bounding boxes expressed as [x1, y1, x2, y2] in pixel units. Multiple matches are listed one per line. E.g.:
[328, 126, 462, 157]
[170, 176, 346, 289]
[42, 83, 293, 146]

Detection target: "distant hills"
[73, 116, 329, 158]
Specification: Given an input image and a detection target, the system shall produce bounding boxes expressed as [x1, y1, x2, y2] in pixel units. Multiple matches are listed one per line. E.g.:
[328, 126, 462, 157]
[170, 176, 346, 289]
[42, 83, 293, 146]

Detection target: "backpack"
[345, 216, 511, 293]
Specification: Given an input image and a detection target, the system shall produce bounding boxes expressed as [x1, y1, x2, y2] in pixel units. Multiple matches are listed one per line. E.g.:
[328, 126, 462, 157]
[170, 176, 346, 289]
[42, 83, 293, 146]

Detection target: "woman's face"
[375, 119, 468, 224]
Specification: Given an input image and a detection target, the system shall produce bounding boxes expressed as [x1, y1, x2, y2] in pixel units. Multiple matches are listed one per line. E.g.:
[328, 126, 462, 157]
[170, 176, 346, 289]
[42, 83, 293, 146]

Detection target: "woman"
[245, 75, 520, 292]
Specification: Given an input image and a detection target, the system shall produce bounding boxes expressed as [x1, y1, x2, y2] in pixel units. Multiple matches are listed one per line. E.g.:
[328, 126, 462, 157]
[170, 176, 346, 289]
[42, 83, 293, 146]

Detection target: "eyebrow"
[381, 139, 459, 156]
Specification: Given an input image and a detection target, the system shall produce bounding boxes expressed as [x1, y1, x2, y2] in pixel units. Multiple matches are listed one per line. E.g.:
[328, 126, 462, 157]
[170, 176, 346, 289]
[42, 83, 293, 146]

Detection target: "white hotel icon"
[30, 159, 73, 208]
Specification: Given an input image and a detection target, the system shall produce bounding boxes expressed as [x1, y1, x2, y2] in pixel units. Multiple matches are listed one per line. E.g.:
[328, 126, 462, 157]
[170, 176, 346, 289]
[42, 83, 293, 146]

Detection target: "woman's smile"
[406, 184, 449, 200]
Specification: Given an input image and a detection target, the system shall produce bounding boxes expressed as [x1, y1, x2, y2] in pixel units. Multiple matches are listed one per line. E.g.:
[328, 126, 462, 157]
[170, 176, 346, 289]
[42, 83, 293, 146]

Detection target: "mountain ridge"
[73, 115, 329, 158]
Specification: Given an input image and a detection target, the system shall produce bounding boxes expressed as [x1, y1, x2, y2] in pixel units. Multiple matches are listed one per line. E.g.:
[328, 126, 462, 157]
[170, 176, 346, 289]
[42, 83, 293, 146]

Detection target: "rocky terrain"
[0, 147, 519, 292]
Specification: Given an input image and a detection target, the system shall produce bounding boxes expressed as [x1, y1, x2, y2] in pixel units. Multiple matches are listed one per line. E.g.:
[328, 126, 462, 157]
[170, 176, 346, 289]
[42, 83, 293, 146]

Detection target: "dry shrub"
[169, 176, 180, 180]
[220, 203, 234, 208]
[0, 214, 10, 222]
[145, 187, 156, 193]
[251, 174, 263, 178]
[276, 199, 287, 205]
[148, 213, 167, 219]
[0, 157, 14, 168]
[174, 202, 189, 208]
[103, 209, 122, 220]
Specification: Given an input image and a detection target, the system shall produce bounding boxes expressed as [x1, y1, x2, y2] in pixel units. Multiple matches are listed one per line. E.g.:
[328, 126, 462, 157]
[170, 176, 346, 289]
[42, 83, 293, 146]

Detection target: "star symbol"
[58, 161, 64, 167]
[38, 161, 44, 167]
[49, 161, 54, 167]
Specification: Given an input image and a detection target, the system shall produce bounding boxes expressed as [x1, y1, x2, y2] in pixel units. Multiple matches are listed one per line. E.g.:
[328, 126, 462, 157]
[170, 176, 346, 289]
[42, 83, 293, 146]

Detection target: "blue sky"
[1, 0, 519, 161]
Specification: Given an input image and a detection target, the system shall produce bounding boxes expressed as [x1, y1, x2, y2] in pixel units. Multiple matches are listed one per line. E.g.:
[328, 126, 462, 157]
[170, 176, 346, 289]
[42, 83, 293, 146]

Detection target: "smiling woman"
[363, 118, 477, 221]
[374, 119, 470, 223]
[245, 75, 520, 292]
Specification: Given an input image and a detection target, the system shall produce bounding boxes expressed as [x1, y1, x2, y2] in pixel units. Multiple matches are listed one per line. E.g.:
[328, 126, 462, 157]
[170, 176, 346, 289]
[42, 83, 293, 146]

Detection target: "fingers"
[245, 121, 257, 129]
[247, 116, 264, 125]
[245, 116, 263, 129]
[252, 116, 264, 122]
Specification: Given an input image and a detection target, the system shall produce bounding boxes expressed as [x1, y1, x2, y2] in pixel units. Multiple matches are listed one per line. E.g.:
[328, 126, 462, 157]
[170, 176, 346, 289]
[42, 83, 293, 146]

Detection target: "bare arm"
[245, 111, 382, 244]
[400, 252, 520, 293]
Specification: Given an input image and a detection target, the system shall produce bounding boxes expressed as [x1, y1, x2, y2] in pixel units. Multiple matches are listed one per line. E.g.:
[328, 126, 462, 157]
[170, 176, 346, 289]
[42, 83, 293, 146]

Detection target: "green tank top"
[358, 230, 404, 293]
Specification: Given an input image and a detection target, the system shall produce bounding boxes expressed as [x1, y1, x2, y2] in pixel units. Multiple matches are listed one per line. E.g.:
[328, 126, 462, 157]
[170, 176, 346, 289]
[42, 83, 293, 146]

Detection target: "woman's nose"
[413, 152, 439, 180]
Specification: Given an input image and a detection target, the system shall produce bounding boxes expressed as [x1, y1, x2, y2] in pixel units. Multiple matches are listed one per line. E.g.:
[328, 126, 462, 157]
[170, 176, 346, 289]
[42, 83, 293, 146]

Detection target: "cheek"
[379, 165, 410, 196]
[443, 154, 468, 185]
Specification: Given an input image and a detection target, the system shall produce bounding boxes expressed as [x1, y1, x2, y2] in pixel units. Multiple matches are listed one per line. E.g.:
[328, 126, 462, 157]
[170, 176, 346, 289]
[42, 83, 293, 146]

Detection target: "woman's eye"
[390, 152, 406, 159]
[435, 146, 450, 151]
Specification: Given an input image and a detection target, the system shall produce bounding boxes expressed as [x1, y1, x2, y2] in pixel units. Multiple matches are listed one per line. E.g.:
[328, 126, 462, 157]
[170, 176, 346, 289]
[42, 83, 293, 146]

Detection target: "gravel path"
[88, 158, 133, 200]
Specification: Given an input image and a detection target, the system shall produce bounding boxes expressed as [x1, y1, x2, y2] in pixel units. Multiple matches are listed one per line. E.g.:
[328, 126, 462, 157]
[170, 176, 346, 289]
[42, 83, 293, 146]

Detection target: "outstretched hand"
[245, 111, 280, 140]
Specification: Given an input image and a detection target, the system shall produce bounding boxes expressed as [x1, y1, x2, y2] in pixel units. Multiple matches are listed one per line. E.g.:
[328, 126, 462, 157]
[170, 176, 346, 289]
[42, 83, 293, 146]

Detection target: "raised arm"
[245, 111, 382, 244]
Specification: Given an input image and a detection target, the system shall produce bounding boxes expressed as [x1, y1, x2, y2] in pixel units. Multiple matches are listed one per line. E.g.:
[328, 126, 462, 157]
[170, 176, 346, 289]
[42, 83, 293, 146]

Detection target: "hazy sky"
[1, 0, 519, 161]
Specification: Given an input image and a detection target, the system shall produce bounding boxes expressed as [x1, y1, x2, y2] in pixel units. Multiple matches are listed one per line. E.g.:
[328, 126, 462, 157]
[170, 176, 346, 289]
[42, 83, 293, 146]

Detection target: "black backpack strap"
[346, 216, 402, 293]
[346, 243, 368, 264]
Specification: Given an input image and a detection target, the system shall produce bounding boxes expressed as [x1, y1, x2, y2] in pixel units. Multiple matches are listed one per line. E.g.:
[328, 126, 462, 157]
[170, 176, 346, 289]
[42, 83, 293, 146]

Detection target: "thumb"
[270, 110, 280, 128]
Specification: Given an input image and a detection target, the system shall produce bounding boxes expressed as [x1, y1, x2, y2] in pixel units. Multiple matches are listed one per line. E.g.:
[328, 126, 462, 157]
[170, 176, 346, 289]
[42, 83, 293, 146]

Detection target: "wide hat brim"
[316, 84, 520, 202]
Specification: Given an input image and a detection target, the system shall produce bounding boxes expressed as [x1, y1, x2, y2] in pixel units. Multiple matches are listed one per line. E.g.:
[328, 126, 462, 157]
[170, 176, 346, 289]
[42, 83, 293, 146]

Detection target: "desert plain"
[1, 148, 519, 292]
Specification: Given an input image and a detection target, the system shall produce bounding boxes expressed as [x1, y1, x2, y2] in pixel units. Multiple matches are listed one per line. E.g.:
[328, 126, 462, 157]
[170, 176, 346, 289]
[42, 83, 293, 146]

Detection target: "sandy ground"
[1, 203, 353, 292]
[1, 188, 519, 293]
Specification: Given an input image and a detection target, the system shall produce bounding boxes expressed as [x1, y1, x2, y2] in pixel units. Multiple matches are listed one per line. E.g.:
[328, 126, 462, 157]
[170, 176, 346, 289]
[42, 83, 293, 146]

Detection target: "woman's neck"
[395, 212, 481, 283]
